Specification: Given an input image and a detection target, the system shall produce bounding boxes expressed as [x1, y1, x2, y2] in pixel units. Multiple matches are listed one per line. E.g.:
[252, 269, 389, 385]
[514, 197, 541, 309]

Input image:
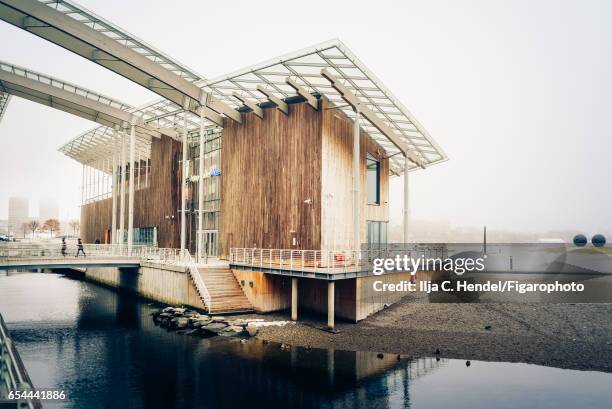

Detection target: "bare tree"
[43, 219, 61, 237]
[25, 220, 40, 237]
[69, 220, 80, 236]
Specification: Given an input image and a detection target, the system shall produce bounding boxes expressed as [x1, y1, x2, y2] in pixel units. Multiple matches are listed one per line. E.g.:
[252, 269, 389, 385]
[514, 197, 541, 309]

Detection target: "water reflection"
[1, 272, 611, 409]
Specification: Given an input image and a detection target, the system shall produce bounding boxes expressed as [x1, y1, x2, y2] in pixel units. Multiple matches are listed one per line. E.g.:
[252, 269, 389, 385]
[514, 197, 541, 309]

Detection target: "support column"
[127, 123, 136, 253]
[327, 281, 335, 329]
[180, 98, 189, 252]
[403, 156, 409, 243]
[197, 104, 205, 262]
[291, 278, 298, 321]
[81, 164, 85, 205]
[111, 128, 118, 245]
[119, 129, 126, 246]
[353, 107, 360, 251]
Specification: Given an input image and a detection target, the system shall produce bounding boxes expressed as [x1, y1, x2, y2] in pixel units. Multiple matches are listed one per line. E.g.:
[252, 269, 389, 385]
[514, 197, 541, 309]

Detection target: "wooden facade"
[219, 102, 323, 257]
[81, 99, 390, 258]
[81, 134, 182, 248]
[320, 99, 389, 250]
[220, 98, 389, 256]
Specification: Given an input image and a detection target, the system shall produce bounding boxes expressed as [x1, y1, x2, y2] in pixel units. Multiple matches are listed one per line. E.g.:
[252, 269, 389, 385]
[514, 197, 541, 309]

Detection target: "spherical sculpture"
[573, 234, 587, 247]
[592, 234, 606, 248]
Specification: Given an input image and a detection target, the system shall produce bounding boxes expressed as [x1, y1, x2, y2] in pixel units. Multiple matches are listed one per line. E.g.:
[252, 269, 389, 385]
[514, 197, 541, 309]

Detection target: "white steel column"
[119, 129, 126, 246]
[197, 104, 205, 262]
[403, 157, 409, 243]
[111, 130, 118, 245]
[180, 98, 189, 252]
[81, 164, 85, 205]
[353, 107, 360, 251]
[327, 281, 335, 329]
[291, 278, 298, 321]
[127, 122, 136, 253]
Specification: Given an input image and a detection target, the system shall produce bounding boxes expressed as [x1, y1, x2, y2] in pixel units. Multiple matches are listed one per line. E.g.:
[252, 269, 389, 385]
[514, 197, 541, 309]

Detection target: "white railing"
[182, 249, 212, 311]
[0, 243, 150, 260]
[1, 314, 36, 409]
[229, 245, 448, 273]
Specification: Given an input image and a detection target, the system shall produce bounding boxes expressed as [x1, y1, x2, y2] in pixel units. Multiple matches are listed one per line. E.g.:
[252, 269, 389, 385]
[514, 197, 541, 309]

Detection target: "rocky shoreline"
[152, 306, 293, 338]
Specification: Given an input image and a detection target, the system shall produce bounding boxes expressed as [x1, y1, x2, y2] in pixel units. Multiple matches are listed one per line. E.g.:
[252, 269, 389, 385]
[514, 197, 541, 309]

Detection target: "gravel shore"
[257, 297, 612, 373]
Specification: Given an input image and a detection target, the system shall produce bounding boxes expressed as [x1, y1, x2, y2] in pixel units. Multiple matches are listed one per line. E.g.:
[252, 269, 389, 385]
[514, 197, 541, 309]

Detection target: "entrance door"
[202, 230, 218, 258]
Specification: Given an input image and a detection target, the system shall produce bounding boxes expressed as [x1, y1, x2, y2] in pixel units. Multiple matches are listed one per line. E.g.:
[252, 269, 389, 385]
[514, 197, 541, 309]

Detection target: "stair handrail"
[182, 249, 212, 312]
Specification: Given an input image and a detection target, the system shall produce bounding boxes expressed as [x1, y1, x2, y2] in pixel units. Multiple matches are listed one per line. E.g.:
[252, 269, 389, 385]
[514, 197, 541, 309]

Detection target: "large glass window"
[366, 221, 388, 249]
[367, 153, 380, 204]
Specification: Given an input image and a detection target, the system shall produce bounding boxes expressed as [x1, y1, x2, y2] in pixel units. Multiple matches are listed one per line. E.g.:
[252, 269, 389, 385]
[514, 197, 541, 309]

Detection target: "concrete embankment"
[72, 261, 206, 310]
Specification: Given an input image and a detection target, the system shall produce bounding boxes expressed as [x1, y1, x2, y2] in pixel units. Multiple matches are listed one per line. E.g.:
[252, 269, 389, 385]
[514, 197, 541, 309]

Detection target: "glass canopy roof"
[39, 0, 204, 84]
[60, 40, 447, 175]
[59, 98, 205, 172]
[201, 39, 447, 174]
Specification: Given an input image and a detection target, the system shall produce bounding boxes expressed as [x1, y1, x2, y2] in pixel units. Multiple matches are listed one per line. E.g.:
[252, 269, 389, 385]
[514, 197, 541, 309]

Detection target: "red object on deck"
[335, 253, 346, 262]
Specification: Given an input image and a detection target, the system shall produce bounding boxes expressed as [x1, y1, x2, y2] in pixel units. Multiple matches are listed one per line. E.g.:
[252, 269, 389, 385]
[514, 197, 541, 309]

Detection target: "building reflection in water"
[2, 273, 445, 409]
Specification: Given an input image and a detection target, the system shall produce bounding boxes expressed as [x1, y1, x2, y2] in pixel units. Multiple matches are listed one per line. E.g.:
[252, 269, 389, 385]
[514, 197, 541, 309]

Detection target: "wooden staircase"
[199, 267, 253, 314]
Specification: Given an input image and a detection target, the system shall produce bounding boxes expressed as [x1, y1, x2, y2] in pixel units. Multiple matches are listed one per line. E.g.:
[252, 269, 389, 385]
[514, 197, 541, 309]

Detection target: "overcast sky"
[0, 0, 610, 236]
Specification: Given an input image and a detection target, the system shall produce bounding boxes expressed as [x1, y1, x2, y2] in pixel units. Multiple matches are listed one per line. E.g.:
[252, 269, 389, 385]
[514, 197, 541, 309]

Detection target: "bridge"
[0, 243, 222, 313]
[0, 243, 155, 271]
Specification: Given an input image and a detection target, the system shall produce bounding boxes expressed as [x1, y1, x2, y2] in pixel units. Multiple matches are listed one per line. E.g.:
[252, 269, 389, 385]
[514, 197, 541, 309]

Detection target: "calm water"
[1, 271, 611, 409]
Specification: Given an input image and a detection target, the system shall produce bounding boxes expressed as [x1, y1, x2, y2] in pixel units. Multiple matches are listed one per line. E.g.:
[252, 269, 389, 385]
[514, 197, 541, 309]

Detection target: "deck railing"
[0, 243, 150, 259]
[1, 314, 40, 409]
[229, 246, 448, 273]
[182, 249, 212, 311]
[0, 243, 214, 311]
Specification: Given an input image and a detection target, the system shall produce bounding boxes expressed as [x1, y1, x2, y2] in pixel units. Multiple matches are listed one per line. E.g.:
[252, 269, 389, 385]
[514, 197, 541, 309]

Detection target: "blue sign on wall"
[210, 167, 221, 177]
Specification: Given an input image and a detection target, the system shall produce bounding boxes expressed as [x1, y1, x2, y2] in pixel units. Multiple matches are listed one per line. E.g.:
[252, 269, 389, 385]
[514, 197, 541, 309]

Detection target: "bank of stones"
[152, 306, 293, 338]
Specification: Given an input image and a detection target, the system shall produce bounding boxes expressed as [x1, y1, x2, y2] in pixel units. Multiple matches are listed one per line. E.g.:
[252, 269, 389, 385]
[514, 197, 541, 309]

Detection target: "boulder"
[219, 325, 244, 337]
[174, 317, 189, 329]
[162, 307, 174, 313]
[245, 324, 259, 337]
[172, 308, 186, 316]
[200, 322, 228, 335]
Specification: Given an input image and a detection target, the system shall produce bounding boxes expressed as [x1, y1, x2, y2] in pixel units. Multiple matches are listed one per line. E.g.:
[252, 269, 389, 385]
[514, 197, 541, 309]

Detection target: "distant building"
[8, 197, 28, 237]
[39, 198, 59, 222]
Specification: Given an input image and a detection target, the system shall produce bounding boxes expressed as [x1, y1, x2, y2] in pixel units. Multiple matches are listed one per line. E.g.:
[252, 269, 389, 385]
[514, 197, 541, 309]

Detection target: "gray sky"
[0, 0, 611, 236]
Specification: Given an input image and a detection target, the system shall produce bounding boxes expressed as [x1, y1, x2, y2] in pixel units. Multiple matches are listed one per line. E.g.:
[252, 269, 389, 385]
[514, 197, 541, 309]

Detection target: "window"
[367, 153, 380, 204]
[133, 227, 157, 246]
[367, 221, 388, 249]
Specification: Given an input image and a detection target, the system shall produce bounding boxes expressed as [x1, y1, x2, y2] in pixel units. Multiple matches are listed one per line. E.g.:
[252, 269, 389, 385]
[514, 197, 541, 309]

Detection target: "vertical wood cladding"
[320, 99, 390, 250]
[220, 103, 322, 258]
[80, 134, 181, 248]
[82, 100, 390, 256]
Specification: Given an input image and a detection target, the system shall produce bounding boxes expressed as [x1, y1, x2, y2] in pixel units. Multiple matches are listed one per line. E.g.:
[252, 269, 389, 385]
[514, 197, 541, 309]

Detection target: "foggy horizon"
[1, 0, 611, 238]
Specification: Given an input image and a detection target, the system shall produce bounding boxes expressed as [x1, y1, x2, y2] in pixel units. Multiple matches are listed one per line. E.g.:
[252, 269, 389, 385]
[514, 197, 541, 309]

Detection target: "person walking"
[61, 237, 67, 257]
[76, 238, 86, 258]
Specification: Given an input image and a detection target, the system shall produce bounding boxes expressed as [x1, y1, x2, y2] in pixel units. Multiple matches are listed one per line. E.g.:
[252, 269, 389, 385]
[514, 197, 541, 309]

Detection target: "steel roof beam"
[0, 92, 10, 123]
[320, 68, 425, 169]
[0, 0, 239, 126]
[232, 92, 263, 119]
[0, 65, 164, 140]
[256, 85, 288, 115]
[286, 78, 318, 110]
